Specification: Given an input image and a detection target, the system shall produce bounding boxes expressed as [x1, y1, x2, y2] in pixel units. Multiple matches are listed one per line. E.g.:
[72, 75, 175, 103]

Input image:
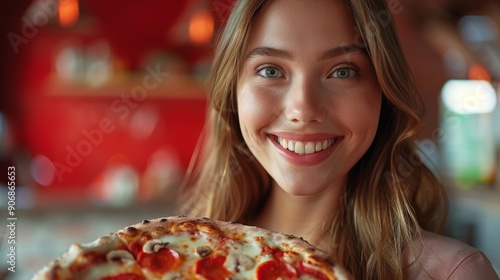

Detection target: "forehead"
[247, 0, 359, 52]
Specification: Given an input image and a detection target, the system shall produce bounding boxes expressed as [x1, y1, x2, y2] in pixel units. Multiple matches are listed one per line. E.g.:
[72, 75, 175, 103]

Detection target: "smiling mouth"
[276, 137, 336, 155]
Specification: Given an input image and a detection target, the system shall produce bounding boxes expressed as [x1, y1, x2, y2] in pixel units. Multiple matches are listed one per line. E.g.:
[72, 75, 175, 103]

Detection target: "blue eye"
[257, 66, 283, 78]
[330, 68, 356, 79]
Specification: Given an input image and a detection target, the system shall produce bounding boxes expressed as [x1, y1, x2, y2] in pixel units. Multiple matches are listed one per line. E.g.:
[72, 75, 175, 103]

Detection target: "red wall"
[13, 21, 207, 199]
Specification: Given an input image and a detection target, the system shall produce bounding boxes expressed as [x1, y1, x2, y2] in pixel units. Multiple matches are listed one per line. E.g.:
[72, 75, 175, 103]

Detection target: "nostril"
[284, 92, 326, 124]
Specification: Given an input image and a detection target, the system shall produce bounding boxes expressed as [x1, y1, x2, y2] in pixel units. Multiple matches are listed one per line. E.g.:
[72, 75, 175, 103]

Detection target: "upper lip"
[271, 132, 338, 142]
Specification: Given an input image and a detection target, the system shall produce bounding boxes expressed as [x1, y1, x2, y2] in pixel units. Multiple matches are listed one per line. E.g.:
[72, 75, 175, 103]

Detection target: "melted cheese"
[32, 217, 347, 280]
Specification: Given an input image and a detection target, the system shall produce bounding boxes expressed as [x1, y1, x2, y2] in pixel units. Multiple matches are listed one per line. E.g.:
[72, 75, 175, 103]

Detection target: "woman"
[180, 0, 499, 279]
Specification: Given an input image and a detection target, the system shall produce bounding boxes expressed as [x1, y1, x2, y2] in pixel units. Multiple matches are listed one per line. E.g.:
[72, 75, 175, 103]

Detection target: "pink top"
[403, 230, 499, 279]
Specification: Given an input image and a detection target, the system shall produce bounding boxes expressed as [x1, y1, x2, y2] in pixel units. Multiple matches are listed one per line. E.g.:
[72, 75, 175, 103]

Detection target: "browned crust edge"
[117, 215, 350, 278]
[33, 215, 354, 280]
[118, 215, 330, 260]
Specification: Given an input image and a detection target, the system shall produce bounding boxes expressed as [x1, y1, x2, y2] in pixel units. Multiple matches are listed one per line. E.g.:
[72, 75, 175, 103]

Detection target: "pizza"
[32, 215, 353, 280]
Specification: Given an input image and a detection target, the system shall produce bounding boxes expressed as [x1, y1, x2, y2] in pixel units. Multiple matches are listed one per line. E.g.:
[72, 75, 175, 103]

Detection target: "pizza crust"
[32, 215, 354, 280]
[119, 216, 330, 259]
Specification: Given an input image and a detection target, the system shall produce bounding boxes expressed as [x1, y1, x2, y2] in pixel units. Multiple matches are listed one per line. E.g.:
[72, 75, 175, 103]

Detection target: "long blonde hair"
[180, 0, 448, 279]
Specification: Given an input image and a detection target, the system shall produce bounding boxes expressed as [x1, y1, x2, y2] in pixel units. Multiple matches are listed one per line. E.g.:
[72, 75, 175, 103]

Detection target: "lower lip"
[270, 136, 342, 166]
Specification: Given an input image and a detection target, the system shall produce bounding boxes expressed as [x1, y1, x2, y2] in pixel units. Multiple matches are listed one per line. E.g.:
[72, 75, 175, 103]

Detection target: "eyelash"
[328, 66, 359, 79]
[256, 64, 284, 78]
[255, 63, 360, 79]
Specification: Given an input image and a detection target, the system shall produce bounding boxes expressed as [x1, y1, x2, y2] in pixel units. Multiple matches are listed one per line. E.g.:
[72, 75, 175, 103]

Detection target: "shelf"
[42, 72, 208, 99]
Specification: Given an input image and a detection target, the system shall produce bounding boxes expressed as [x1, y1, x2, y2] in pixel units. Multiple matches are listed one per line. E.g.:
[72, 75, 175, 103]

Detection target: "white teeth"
[277, 137, 335, 155]
[295, 142, 305, 155]
[305, 142, 315, 154]
[315, 142, 322, 152]
[322, 140, 328, 150]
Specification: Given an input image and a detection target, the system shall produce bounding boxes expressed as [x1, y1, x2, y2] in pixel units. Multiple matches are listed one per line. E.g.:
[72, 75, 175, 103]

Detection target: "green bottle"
[440, 80, 497, 189]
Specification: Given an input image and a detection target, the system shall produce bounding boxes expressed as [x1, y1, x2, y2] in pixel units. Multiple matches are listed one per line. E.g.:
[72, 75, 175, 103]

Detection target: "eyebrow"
[245, 47, 293, 60]
[318, 44, 368, 61]
[245, 44, 368, 62]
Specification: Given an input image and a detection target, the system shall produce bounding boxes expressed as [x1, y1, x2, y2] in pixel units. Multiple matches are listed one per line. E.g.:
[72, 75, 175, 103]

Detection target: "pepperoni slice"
[137, 248, 180, 273]
[129, 241, 143, 256]
[101, 273, 146, 280]
[195, 255, 233, 280]
[263, 246, 284, 259]
[256, 260, 298, 280]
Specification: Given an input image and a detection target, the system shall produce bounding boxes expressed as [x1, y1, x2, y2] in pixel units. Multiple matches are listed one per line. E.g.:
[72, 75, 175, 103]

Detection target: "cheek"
[354, 97, 381, 141]
[354, 103, 381, 129]
[336, 91, 381, 140]
[237, 85, 280, 134]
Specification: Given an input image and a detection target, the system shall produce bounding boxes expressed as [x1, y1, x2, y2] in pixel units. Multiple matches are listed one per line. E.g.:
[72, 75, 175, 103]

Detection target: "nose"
[285, 77, 326, 124]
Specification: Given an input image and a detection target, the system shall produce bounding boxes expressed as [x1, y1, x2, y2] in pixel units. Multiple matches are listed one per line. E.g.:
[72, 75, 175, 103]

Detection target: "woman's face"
[237, 0, 382, 196]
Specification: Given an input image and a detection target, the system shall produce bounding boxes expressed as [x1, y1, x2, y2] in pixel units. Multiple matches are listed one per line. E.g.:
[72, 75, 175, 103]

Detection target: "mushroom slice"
[225, 254, 255, 272]
[196, 246, 213, 257]
[143, 239, 169, 254]
[106, 250, 135, 262]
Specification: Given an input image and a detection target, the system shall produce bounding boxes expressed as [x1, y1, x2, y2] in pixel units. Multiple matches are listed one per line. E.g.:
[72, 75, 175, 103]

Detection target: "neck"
[252, 182, 344, 247]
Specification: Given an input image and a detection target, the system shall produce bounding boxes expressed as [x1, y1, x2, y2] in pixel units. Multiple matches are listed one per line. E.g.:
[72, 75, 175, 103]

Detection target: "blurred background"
[0, 0, 499, 278]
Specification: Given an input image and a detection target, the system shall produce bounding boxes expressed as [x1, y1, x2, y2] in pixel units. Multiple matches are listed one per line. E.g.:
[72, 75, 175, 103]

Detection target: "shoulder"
[402, 230, 499, 280]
